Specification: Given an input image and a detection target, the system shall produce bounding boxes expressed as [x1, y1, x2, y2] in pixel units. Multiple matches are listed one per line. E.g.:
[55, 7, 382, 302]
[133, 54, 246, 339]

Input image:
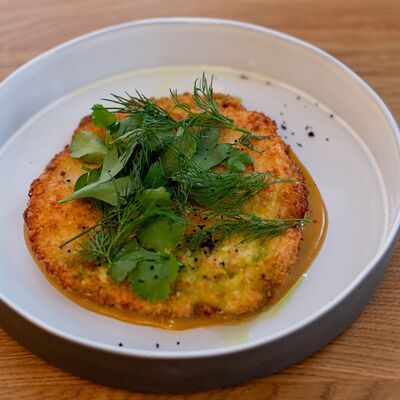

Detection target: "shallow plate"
[0, 18, 399, 393]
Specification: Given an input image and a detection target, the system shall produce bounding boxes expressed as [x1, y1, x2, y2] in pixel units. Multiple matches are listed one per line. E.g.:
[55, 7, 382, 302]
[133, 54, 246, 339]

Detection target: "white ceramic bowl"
[0, 18, 399, 393]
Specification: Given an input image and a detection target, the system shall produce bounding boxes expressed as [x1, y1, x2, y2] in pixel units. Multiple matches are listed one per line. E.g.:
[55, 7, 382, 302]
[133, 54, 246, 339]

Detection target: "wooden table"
[1, 0, 399, 398]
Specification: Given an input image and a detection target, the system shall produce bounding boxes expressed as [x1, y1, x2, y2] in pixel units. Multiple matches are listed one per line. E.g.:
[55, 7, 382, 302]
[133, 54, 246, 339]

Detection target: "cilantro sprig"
[59, 74, 309, 302]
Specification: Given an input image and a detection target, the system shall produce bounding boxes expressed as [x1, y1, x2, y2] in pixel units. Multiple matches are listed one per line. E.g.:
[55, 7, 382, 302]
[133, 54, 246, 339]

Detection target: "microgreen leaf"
[129, 254, 179, 301]
[70, 131, 107, 164]
[225, 148, 254, 172]
[138, 216, 185, 252]
[92, 104, 117, 128]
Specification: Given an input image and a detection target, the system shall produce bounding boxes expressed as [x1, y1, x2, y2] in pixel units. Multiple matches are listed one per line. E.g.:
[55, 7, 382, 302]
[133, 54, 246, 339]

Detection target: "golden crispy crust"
[24, 94, 308, 318]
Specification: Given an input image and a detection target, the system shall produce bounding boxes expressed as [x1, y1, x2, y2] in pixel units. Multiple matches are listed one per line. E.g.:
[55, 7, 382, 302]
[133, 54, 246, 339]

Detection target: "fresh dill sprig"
[106, 91, 177, 133]
[187, 212, 311, 249]
[174, 154, 293, 213]
[170, 74, 256, 149]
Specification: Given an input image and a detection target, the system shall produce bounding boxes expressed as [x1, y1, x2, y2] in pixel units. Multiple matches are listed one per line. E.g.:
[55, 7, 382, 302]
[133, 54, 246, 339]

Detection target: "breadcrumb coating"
[24, 94, 308, 319]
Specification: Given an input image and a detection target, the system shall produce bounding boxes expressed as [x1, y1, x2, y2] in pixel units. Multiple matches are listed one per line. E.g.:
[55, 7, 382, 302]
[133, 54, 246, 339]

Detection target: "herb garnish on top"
[59, 75, 309, 301]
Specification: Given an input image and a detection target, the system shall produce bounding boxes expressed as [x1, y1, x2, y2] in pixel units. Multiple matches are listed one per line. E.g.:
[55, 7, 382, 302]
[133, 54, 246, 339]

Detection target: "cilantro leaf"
[70, 131, 107, 164]
[143, 161, 168, 189]
[129, 255, 179, 301]
[225, 148, 254, 172]
[138, 216, 185, 252]
[59, 176, 132, 205]
[92, 104, 117, 128]
[193, 128, 230, 170]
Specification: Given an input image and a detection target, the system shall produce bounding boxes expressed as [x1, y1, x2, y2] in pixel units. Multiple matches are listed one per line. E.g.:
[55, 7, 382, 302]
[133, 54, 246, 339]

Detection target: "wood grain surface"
[0, 0, 399, 399]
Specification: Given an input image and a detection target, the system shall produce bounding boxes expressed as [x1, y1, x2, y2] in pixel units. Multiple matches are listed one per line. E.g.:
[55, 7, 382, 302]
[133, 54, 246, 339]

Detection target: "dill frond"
[187, 212, 311, 249]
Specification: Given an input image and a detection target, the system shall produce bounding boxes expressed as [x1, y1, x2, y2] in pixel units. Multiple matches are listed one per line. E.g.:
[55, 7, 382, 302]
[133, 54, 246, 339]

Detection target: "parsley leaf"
[109, 241, 160, 283]
[143, 161, 168, 189]
[70, 131, 107, 164]
[140, 187, 171, 208]
[129, 254, 179, 301]
[161, 127, 197, 177]
[99, 145, 131, 181]
[225, 148, 254, 172]
[193, 128, 230, 170]
[92, 104, 117, 128]
[60, 176, 132, 206]
[138, 216, 185, 252]
[110, 115, 142, 138]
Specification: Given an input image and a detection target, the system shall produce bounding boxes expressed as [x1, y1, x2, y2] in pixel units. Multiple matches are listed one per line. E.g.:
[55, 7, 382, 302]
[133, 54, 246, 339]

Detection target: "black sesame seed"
[326, 137, 330, 141]
[296, 95, 301, 100]
[296, 143, 303, 147]
[156, 343, 159, 349]
[266, 81, 271, 85]
[154, 275, 158, 280]
[235, 249, 238, 253]
[194, 257, 198, 262]
[281, 124, 287, 130]
[176, 341, 180, 345]
[330, 114, 334, 118]
[239, 74, 248, 80]
[66, 179, 71, 183]
[219, 261, 225, 266]
[150, 265, 154, 270]
[67, 249, 71, 253]
[280, 112, 284, 116]
[203, 275, 207, 279]
[308, 131, 315, 137]
[291, 132, 295, 136]
[118, 342, 123, 347]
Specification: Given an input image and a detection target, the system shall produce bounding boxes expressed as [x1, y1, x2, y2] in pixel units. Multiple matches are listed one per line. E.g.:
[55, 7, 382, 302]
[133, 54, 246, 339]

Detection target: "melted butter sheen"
[25, 152, 327, 331]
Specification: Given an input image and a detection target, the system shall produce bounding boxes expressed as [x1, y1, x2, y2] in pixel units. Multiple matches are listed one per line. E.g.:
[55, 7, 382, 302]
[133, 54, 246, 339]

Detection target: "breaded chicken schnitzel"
[24, 93, 308, 321]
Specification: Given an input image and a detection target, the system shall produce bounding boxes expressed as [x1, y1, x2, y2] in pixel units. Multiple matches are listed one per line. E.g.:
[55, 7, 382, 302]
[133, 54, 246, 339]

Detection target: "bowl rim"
[1, 16, 399, 360]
